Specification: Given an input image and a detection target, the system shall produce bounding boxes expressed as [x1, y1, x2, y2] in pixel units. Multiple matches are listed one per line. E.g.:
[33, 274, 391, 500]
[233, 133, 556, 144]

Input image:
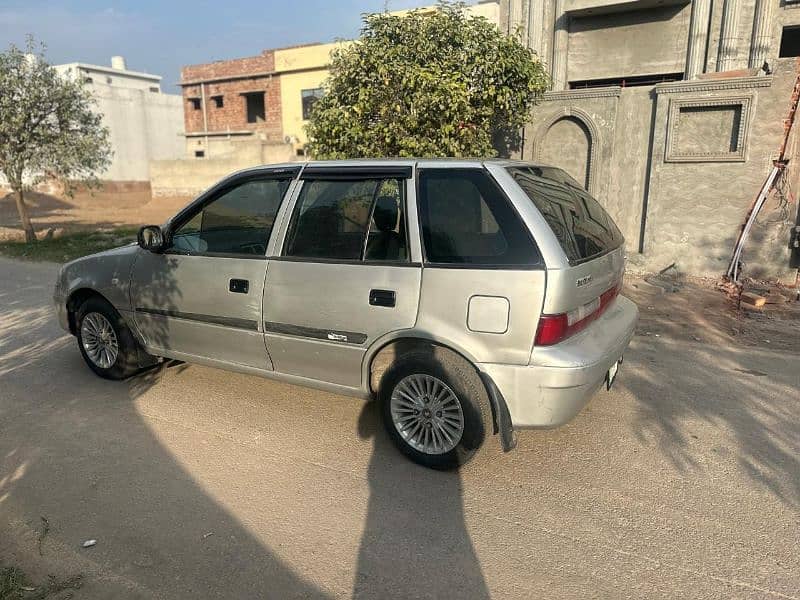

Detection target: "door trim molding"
[263, 321, 368, 345]
[135, 307, 259, 331]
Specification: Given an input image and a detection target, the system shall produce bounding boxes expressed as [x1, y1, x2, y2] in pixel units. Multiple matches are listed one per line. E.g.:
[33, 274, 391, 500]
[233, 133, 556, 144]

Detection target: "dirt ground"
[627, 272, 800, 353]
[0, 189, 191, 241]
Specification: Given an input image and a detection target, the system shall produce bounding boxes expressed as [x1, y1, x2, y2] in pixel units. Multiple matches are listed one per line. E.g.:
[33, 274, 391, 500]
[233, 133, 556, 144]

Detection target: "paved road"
[1, 257, 799, 599]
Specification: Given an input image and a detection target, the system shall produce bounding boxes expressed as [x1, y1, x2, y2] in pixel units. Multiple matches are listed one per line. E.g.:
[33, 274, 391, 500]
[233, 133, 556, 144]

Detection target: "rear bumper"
[478, 295, 638, 429]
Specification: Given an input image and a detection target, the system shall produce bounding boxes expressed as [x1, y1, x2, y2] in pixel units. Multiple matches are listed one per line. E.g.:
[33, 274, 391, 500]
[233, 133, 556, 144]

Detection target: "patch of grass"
[0, 228, 139, 263]
[0, 566, 83, 600]
[0, 566, 27, 600]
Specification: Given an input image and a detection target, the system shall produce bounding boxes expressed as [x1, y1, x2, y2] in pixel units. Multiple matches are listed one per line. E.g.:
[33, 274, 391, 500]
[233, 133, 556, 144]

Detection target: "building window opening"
[195, 150, 205, 158]
[84, 77, 93, 84]
[570, 73, 683, 89]
[301, 88, 324, 120]
[212, 95, 224, 108]
[780, 26, 800, 57]
[244, 92, 265, 123]
[189, 98, 201, 110]
[149, 86, 159, 93]
[106, 76, 112, 84]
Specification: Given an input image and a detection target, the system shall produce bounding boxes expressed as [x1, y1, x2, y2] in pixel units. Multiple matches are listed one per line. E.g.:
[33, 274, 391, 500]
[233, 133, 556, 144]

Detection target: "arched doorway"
[537, 115, 593, 190]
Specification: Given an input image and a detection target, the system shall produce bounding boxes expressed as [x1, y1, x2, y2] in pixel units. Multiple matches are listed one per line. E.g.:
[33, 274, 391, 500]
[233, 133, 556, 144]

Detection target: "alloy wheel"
[80, 312, 119, 369]
[389, 374, 465, 455]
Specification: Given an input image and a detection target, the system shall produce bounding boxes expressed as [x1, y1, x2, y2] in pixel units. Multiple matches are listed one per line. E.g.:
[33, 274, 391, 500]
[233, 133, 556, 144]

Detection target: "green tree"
[0, 38, 111, 242]
[306, 1, 548, 159]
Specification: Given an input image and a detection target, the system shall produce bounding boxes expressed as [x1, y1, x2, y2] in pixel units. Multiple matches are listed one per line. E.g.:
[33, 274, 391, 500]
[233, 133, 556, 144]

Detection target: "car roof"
[236, 157, 549, 174]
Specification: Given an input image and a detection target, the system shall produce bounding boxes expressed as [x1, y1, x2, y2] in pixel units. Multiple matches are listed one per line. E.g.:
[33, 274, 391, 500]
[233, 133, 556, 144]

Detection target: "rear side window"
[417, 168, 540, 266]
[284, 177, 408, 261]
[508, 166, 623, 264]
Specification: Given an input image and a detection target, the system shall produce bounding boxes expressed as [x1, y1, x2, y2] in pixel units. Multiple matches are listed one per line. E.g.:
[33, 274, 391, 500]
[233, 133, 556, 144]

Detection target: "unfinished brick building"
[180, 50, 283, 159]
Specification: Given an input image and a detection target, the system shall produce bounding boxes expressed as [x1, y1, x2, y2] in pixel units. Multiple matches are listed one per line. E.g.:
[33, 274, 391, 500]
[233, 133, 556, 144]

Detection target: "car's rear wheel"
[76, 296, 147, 380]
[379, 348, 492, 470]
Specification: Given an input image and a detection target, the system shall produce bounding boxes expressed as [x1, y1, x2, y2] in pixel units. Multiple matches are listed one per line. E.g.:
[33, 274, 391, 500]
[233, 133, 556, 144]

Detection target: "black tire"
[378, 346, 492, 470]
[75, 296, 146, 380]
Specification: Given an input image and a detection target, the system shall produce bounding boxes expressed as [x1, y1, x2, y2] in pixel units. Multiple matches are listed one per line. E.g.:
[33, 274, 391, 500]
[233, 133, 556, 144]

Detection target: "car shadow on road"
[353, 400, 490, 599]
[0, 259, 331, 598]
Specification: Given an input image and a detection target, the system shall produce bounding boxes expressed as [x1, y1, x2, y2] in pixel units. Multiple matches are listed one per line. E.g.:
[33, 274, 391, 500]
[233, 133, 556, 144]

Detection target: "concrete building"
[502, 0, 800, 280]
[179, 44, 330, 163]
[177, 1, 500, 159]
[151, 1, 501, 196]
[54, 57, 184, 184]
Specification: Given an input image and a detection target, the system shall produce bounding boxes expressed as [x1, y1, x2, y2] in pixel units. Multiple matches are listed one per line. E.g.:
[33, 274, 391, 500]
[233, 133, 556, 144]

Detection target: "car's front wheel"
[76, 296, 148, 380]
[379, 348, 492, 470]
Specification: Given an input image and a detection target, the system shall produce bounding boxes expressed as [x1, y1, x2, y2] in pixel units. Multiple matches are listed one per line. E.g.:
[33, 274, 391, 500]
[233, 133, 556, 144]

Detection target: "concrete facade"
[502, 0, 800, 280]
[55, 59, 184, 182]
[275, 42, 349, 148]
[150, 142, 295, 197]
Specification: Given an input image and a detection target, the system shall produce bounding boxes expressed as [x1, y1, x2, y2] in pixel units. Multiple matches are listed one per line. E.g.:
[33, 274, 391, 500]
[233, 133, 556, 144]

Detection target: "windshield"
[507, 166, 624, 264]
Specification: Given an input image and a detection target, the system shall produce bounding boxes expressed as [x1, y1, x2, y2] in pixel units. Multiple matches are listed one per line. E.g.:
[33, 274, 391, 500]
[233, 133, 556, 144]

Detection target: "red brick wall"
[181, 50, 274, 83]
[181, 50, 283, 142]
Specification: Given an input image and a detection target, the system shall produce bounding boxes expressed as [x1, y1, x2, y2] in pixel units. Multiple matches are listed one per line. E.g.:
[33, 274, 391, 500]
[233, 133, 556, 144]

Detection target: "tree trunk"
[13, 188, 36, 243]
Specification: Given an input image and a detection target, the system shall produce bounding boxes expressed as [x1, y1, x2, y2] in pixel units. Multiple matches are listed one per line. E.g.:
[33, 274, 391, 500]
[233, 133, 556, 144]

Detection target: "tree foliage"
[0, 37, 111, 241]
[306, 1, 548, 159]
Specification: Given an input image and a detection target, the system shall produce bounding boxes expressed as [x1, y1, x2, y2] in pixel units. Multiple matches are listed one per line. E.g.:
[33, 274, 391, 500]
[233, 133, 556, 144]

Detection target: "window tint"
[418, 168, 540, 266]
[364, 179, 407, 262]
[508, 166, 624, 264]
[285, 178, 407, 261]
[170, 178, 290, 256]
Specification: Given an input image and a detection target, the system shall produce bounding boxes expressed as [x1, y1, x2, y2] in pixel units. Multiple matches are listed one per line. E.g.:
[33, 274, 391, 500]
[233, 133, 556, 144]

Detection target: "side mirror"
[137, 225, 165, 252]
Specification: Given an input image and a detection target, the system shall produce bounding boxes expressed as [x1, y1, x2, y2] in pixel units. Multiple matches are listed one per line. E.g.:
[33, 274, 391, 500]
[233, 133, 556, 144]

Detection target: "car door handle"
[229, 278, 249, 294]
[369, 289, 396, 307]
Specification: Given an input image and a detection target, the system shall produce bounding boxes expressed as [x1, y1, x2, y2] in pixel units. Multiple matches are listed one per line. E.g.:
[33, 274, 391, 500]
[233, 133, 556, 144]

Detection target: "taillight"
[534, 313, 569, 346]
[535, 281, 621, 346]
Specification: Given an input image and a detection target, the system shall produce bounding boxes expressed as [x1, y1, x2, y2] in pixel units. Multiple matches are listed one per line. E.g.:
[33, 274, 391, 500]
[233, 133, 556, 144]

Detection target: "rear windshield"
[507, 166, 624, 264]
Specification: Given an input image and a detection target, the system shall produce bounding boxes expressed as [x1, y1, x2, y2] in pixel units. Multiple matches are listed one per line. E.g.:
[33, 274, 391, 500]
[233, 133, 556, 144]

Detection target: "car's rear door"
[130, 168, 298, 369]
[262, 165, 421, 388]
[412, 165, 547, 367]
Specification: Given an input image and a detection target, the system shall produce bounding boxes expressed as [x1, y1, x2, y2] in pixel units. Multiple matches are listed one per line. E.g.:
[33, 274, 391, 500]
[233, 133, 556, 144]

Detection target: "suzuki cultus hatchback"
[55, 160, 638, 469]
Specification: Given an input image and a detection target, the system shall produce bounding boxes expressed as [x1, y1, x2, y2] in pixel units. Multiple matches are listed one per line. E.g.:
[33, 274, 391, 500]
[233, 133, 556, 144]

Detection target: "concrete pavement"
[1, 257, 798, 599]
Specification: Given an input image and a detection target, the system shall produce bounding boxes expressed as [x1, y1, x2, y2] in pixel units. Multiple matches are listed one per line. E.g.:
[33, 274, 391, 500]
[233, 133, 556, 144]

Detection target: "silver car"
[54, 159, 638, 469]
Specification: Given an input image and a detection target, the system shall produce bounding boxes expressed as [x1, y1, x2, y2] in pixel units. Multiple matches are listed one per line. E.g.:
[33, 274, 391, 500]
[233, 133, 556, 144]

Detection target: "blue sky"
[0, 0, 456, 91]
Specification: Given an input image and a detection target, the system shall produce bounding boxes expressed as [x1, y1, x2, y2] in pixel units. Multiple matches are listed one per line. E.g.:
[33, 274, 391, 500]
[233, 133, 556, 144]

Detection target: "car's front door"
[263, 166, 422, 388]
[130, 170, 296, 369]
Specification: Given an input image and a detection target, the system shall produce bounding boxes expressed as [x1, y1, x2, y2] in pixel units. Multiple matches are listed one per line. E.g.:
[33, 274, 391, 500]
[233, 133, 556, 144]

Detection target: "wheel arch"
[65, 288, 114, 335]
[364, 334, 478, 396]
[364, 334, 516, 451]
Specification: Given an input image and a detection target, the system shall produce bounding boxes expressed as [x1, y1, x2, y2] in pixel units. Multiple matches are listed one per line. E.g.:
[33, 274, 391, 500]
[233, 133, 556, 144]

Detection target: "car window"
[284, 177, 407, 261]
[417, 168, 540, 266]
[364, 179, 408, 262]
[171, 178, 291, 255]
[507, 166, 623, 264]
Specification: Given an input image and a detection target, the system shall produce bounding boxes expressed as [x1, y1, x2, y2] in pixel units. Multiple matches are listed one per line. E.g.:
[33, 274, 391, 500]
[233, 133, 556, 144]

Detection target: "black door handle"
[369, 289, 396, 307]
[229, 278, 249, 294]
